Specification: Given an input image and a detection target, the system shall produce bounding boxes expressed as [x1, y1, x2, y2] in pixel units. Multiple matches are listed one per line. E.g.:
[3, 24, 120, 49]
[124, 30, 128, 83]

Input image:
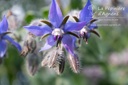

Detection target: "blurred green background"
[0, 0, 128, 85]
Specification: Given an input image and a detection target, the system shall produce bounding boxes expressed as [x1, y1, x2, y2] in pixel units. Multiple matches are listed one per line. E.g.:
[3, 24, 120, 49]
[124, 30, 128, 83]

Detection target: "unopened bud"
[21, 32, 36, 56]
[26, 53, 39, 76]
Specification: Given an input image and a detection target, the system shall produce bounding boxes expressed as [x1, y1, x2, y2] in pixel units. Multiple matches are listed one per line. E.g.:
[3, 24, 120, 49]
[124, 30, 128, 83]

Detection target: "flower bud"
[26, 53, 39, 76]
[21, 32, 36, 56]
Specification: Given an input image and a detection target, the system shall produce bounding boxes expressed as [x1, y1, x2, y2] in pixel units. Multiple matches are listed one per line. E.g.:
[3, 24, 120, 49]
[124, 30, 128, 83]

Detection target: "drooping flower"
[72, 0, 100, 44]
[0, 16, 21, 58]
[24, 0, 86, 73]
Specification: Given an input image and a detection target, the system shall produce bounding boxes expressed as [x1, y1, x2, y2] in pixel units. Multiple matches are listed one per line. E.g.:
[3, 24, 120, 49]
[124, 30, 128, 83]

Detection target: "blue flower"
[73, 0, 100, 43]
[24, 0, 86, 57]
[0, 16, 22, 58]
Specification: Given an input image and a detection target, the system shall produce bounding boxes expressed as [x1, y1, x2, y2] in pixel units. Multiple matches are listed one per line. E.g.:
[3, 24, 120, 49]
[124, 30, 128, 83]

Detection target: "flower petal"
[64, 21, 86, 32]
[85, 32, 91, 39]
[72, 36, 79, 49]
[0, 40, 7, 58]
[48, 0, 63, 27]
[89, 23, 98, 30]
[62, 35, 75, 56]
[3, 35, 22, 52]
[40, 35, 55, 51]
[24, 25, 52, 36]
[62, 35, 80, 73]
[0, 16, 8, 33]
[79, 0, 93, 22]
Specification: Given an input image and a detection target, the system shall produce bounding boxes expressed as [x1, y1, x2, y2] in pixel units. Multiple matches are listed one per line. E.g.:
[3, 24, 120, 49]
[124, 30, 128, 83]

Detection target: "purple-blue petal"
[3, 35, 22, 52]
[0, 40, 7, 58]
[0, 16, 8, 33]
[64, 21, 86, 32]
[24, 25, 52, 36]
[62, 35, 75, 56]
[39, 35, 55, 51]
[72, 36, 77, 49]
[85, 32, 91, 39]
[79, 0, 93, 22]
[48, 0, 63, 27]
[89, 23, 98, 30]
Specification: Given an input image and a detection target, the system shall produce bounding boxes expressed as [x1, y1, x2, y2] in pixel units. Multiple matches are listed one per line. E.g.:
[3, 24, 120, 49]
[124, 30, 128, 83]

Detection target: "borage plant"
[0, 16, 21, 58]
[24, 0, 86, 74]
[71, 0, 100, 44]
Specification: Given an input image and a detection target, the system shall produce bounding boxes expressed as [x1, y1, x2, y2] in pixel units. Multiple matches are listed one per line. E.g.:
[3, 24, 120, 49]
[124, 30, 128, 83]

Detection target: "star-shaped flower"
[24, 0, 86, 73]
[73, 0, 100, 44]
[0, 16, 21, 58]
[24, 0, 85, 57]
